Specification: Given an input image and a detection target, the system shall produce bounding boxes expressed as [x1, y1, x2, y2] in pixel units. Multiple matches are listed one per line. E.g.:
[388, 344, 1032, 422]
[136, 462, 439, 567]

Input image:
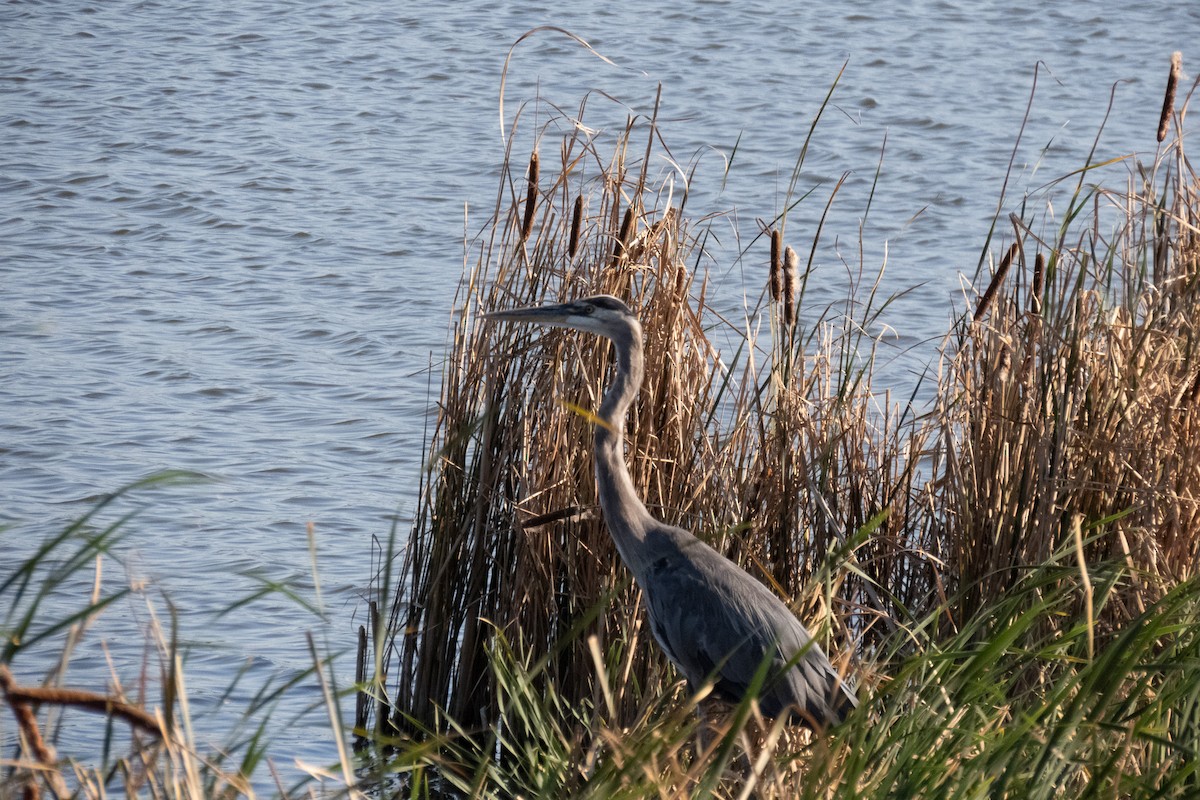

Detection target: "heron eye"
[582, 303, 595, 315]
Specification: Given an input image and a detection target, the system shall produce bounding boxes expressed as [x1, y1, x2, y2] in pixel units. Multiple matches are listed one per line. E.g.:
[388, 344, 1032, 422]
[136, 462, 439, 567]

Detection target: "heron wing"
[641, 536, 854, 724]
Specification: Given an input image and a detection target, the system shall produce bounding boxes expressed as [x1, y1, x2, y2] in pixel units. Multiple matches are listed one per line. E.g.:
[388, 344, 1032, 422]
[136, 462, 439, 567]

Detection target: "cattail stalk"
[355, 624, 368, 732]
[520, 150, 539, 241]
[769, 229, 783, 301]
[1158, 52, 1182, 144]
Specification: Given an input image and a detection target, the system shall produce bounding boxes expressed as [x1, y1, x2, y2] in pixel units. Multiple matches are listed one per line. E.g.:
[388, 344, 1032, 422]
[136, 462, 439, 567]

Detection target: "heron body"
[487, 294, 857, 728]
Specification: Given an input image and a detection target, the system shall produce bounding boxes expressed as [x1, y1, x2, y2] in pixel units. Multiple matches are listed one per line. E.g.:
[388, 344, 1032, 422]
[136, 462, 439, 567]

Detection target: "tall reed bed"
[946, 125, 1200, 622]
[362, 56, 1200, 798]
[364, 86, 920, 740]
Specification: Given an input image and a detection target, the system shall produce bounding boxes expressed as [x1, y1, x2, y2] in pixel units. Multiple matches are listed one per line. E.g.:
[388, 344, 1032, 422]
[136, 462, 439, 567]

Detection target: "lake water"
[3, 0, 1196, 789]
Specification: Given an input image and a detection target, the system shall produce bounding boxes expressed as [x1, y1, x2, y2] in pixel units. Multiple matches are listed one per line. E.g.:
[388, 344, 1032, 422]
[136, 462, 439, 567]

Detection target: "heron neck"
[594, 323, 655, 567]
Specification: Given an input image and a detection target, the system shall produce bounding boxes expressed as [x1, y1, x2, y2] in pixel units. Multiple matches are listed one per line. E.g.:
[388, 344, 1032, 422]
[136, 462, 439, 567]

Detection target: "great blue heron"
[487, 294, 857, 728]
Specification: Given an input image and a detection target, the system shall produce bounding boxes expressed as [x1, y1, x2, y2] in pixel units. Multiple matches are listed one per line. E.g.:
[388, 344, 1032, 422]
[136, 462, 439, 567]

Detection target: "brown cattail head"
[1158, 52, 1182, 144]
[568, 194, 583, 258]
[1030, 251, 1046, 316]
[769, 228, 783, 301]
[973, 242, 1019, 323]
[783, 245, 799, 328]
[611, 205, 634, 266]
[520, 150, 540, 241]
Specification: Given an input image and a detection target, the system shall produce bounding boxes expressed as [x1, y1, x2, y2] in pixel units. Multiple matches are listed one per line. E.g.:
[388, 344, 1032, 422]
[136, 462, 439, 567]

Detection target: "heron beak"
[484, 302, 576, 326]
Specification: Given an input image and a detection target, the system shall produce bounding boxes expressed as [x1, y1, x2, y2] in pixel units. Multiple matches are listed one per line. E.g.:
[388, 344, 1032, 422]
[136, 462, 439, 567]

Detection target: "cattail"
[769, 228, 783, 301]
[782, 245, 799, 328]
[973, 242, 1019, 323]
[568, 194, 583, 258]
[520, 150, 539, 241]
[1157, 52, 1182, 144]
[611, 205, 634, 266]
[1030, 252, 1045, 316]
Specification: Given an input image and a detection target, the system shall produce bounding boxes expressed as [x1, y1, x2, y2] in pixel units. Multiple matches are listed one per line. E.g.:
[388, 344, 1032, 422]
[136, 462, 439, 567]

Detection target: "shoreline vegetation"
[366, 51, 1200, 797]
[4, 51, 1199, 798]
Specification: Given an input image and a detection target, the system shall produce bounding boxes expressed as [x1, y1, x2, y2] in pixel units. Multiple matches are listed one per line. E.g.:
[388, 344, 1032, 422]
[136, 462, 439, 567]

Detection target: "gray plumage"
[487, 294, 857, 728]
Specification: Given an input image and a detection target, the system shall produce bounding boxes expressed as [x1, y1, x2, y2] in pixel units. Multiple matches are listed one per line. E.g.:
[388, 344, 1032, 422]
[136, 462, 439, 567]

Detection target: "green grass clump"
[831, 557, 1200, 798]
[369, 555, 1200, 798]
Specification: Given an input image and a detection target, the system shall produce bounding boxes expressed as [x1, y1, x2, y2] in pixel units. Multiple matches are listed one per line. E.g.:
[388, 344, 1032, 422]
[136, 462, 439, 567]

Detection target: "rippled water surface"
[3, 0, 1196, 786]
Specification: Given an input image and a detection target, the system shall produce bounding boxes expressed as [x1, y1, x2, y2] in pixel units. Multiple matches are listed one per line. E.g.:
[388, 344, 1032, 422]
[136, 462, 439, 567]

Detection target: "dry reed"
[377, 110, 742, 734]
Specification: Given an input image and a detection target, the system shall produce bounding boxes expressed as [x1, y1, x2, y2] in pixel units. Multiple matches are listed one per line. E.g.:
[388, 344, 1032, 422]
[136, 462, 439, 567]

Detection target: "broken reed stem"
[973, 242, 1019, 323]
[521, 150, 540, 241]
[769, 228, 783, 301]
[0, 663, 164, 738]
[568, 194, 584, 258]
[1, 664, 74, 800]
[307, 631, 359, 795]
[1, 666, 56, 763]
[1189, 368, 1200, 406]
[355, 623, 368, 734]
[782, 244, 798, 327]
[1158, 51, 1182, 143]
[520, 504, 593, 529]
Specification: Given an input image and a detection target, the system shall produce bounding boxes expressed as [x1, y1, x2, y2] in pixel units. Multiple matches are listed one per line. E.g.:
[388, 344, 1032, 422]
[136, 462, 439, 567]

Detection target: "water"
[2, 0, 1196, 788]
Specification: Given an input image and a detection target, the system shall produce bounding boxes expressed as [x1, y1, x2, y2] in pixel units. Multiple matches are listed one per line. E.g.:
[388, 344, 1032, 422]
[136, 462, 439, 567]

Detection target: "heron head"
[485, 294, 636, 339]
